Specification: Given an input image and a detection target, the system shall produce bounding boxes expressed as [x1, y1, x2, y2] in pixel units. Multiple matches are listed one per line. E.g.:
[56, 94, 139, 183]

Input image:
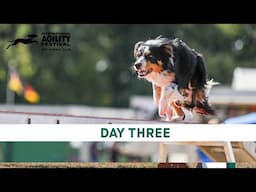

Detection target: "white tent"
[232, 67, 256, 91]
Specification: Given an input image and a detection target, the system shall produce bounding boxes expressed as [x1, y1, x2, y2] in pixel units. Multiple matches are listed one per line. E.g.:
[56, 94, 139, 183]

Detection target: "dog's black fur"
[171, 39, 206, 89]
[134, 37, 214, 115]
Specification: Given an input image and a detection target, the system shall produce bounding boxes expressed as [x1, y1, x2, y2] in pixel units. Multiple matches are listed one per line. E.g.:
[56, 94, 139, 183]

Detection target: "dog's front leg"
[152, 84, 161, 106]
[158, 86, 173, 119]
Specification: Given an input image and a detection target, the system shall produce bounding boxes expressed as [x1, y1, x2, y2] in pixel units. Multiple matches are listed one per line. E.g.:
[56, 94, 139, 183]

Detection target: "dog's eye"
[146, 54, 154, 59]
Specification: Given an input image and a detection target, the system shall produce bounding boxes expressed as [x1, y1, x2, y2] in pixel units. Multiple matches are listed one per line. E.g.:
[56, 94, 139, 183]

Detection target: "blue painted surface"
[224, 112, 256, 124]
[196, 148, 213, 162]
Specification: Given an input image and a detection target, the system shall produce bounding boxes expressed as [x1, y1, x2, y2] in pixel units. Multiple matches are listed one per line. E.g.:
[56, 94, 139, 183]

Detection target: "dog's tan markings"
[157, 60, 163, 66]
[147, 62, 163, 73]
[165, 71, 175, 82]
[179, 82, 193, 105]
[144, 50, 151, 56]
[194, 89, 206, 103]
[171, 100, 185, 119]
[161, 88, 185, 121]
[165, 99, 185, 121]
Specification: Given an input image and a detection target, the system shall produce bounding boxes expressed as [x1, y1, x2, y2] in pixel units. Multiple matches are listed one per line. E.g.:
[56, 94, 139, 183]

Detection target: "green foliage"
[215, 24, 244, 38]
[0, 24, 256, 107]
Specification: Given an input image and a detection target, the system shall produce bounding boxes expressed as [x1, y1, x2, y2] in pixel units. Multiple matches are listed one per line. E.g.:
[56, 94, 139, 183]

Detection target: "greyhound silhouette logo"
[6, 34, 38, 49]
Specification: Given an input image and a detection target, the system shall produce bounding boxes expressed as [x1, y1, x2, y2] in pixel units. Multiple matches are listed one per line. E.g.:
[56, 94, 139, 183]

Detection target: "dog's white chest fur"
[159, 85, 195, 122]
[145, 71, 174, 87]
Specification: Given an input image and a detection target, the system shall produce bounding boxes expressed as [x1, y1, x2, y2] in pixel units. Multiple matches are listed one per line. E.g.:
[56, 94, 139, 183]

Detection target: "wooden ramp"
[198, 142, 256, 163]
[0, 110, 255, 164]
[160, 141, 256, 163]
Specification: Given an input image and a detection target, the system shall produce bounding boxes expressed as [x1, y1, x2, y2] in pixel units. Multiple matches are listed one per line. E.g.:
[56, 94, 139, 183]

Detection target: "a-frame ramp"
[159, 141, 256, 164]
[198, 142, 256, 163]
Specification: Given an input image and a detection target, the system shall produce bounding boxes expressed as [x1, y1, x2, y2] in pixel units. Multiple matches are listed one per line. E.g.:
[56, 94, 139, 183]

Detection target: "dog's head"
[133, 36, 175, 78]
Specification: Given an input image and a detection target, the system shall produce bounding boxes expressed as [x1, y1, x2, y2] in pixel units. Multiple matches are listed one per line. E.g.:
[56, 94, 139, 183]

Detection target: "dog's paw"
[158, 106, 166, 117]
[165, 105, 173, 121]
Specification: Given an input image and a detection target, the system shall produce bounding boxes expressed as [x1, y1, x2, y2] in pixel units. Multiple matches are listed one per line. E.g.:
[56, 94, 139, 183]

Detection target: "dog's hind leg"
[192, 88, 215, 115]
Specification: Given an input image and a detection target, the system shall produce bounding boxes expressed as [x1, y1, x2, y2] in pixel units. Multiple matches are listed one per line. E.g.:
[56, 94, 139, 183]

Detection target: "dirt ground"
[0, 162, 158, 168]
[0, 162, 255, 168]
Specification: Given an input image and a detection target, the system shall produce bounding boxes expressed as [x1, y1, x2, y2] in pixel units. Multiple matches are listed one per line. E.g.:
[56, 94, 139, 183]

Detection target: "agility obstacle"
[0, 110, 255, 166]
[159, 141, 256, 164]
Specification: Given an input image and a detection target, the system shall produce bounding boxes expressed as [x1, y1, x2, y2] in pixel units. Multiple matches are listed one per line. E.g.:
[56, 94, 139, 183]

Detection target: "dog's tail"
[205, 79, 220, 97]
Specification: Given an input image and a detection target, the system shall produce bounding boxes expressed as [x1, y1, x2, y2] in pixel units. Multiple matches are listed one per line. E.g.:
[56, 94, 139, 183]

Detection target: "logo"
[6, 34, 38, 49]
[41, 32, 71, 51]
[6, 33, 71, 51]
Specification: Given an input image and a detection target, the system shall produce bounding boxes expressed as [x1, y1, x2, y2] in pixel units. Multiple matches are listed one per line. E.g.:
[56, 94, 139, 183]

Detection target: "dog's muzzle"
[134, 62, 142, 70]
[134, 60, 152, 77]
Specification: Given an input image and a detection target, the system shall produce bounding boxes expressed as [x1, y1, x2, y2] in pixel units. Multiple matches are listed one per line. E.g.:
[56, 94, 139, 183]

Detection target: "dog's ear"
[161, 44, 173, 57]
[155, 38, 172, 47]
[134, 41, 144, 58]
[144, 37, 171, 47]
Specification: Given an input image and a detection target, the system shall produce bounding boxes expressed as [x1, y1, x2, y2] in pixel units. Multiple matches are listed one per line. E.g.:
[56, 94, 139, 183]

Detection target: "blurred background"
[0, 24, 255, 163]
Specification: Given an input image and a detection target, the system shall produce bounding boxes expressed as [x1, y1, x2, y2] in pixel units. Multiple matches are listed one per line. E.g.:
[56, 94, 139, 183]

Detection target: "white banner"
[0, 124, 255, 141]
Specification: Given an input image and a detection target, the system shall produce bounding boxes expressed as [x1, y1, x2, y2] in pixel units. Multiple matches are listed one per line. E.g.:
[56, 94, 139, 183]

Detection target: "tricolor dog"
[133, 36, 215, 121]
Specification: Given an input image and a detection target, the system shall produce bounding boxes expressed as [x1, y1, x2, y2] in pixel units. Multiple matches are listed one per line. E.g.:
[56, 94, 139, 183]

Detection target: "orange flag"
[8, 70, 23, 94]
[24, 84, 40, 103]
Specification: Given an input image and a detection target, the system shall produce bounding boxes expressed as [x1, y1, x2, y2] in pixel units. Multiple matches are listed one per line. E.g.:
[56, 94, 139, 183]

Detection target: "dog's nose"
[134, 62, 142, 69]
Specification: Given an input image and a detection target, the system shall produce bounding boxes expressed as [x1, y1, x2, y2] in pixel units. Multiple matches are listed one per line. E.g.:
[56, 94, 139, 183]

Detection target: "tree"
[0, 24, 255, 107]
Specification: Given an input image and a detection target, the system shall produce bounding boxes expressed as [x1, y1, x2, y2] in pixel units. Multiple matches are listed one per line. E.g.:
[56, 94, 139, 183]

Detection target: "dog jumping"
[6, 34, 38, 49]
[133, 36, 216, 121]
